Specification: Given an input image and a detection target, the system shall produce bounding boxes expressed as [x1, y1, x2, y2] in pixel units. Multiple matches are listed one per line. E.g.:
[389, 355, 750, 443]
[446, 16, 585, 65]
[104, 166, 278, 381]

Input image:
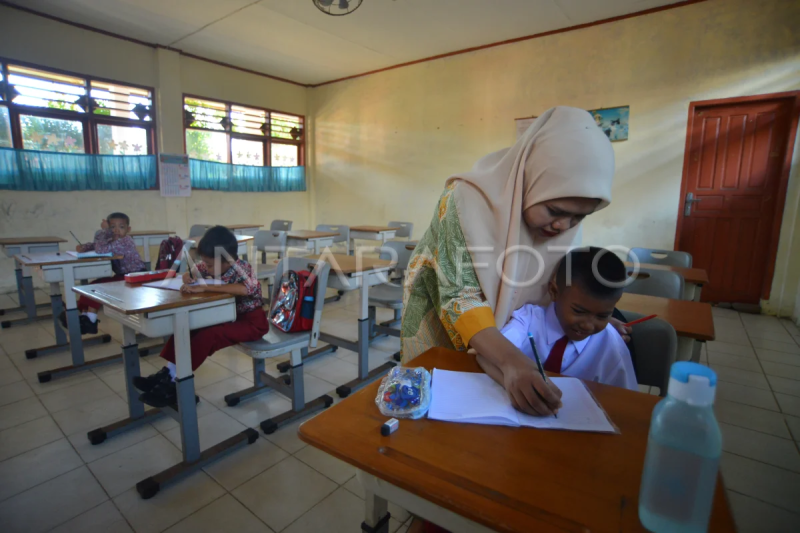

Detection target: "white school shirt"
[500, 303, 638, 391]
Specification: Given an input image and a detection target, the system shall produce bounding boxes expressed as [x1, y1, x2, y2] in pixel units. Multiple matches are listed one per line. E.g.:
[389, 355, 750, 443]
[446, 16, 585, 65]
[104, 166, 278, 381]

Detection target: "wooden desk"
[299, 348, 735, 533]
[288, 254, 396, 397]
[287, 230, 339, 254]
[624, 261, 709, 301]
[75, 281, 255, 499]
[406, 244, 416, 251]
[14, 252, 120, 380]
[350, 226, 400, 250]
[129, 230, 175, 267]
[0, 236, 67, 324]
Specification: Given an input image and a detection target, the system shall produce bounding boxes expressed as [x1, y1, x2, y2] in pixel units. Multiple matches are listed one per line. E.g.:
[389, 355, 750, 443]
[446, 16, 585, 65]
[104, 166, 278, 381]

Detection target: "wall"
[0, 5, 310, 291]
[309, 0, 800, 318]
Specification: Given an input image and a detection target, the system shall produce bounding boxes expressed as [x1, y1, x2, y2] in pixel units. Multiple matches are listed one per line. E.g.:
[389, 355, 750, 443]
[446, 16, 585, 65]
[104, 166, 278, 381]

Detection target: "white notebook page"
[143, 277, 226, 291]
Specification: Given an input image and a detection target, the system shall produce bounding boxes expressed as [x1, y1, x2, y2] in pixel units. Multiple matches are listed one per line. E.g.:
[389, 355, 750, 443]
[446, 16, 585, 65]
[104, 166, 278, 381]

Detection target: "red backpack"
[156, 236, 184, 270]
[269, 270, 317, 333]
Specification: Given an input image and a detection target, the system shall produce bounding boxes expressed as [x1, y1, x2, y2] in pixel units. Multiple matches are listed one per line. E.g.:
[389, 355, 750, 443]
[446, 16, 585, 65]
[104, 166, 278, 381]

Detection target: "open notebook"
[143, 277, 226, 291]
[428, 369, 617, 433]
[66, 251, 113, 259]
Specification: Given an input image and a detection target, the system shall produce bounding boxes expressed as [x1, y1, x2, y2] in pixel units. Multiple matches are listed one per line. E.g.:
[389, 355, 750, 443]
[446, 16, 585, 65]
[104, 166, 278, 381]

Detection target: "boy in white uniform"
[501, 246, 638, 390]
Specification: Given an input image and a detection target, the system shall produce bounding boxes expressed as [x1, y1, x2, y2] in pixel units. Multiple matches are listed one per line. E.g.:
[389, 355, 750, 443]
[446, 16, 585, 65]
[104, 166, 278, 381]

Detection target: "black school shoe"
[139, 381, 177, 408]
[132, 367, 171, 393]
[79, 315, 99, 335]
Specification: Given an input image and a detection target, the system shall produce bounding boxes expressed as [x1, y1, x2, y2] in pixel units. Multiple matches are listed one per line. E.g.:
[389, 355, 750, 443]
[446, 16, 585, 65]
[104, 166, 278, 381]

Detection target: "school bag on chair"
[269, 269, 317, 333]
[156, 236, 184, 270]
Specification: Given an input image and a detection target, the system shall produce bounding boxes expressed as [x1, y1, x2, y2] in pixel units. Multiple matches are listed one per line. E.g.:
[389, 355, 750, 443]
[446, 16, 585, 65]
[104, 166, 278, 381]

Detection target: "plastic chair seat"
[239, 328, 311, 359]
[368, 285, 403, 309]
[256, 266, 277, 281]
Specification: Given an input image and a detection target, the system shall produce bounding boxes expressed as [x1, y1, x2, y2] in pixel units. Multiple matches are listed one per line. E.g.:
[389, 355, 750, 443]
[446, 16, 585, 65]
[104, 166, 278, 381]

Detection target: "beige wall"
[309, 0, 800, 319]
[0, 6, 310, 291]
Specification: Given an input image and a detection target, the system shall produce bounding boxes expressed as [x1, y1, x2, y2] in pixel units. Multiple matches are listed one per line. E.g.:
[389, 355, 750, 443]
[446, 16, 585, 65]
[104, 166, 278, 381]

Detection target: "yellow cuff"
[454, 306, 496, 347]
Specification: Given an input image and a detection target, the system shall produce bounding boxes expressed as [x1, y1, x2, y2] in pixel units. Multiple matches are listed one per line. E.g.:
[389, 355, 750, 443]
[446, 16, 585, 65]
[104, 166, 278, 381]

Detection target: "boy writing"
[66, 212, 147, 334]
[498, 246, 637, 391]
[133, 226, 269, 408]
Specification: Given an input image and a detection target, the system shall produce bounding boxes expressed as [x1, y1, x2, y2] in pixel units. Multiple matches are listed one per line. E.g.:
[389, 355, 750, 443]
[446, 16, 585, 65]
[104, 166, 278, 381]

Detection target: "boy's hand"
[75, 244, 85, 252]
[182, 272, 193, 284]
[609, 317, 632, 343]
[501, 356, 562, 417]
[180, 283, 205, 294]
[101, 219, 109, 230]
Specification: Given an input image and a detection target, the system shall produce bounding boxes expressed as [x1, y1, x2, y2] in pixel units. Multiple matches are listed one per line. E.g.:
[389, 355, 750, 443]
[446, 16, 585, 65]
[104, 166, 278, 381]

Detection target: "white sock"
[166, 362, 176, 381]
[85, 312, 98, 323]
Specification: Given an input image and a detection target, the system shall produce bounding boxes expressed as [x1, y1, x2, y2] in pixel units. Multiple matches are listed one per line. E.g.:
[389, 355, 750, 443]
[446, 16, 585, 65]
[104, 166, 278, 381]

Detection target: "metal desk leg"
[15, 264, 24, 304]
[363, 487, 391, 533]
[677, 336, 694, 363]
[1, 268, 51, 327]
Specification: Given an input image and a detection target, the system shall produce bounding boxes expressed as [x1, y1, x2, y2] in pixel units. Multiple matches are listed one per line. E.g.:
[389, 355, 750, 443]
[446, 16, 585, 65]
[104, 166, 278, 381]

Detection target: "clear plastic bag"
[375, 366, 432, 419]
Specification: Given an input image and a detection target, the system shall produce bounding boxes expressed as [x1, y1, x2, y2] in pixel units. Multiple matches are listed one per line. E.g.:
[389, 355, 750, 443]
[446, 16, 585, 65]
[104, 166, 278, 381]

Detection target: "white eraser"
[380, 418, 399, 436]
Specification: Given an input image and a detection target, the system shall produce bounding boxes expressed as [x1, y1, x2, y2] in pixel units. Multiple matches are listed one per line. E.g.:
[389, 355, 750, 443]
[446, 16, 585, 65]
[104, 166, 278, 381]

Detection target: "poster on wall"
[515, 116, 538, 139]
[159, 153, 191, 197]
[588, 106, 629, 141]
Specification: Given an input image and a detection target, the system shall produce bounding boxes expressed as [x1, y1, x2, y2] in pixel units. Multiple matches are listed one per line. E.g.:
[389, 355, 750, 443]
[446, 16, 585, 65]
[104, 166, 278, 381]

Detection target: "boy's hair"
[555, 247, 627, 300]
[197, 225, 238, 261]
[107, 212, 130, 225]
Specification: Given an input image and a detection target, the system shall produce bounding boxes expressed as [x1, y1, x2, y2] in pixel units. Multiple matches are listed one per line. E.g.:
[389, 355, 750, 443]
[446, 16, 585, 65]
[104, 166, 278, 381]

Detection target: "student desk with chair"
[299, 347, 735, 533]
[73, 281, 258, 499]
[186, 234, 254, 261]
[618, 292, 715, 362]
[129, 230, 175, 268]
[0, 236, 67, 327]
[226, 224, 264, 236]
[349, 226, 400, 253]
[286, 230, 338, 254]
[13, 252, 118, 381]
[276, 253, 398, 398]
[624, 261, 709, 302]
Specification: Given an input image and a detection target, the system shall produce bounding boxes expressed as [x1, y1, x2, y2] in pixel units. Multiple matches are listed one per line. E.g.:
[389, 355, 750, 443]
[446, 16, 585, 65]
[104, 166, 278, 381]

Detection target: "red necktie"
[543, 335, 568, 373]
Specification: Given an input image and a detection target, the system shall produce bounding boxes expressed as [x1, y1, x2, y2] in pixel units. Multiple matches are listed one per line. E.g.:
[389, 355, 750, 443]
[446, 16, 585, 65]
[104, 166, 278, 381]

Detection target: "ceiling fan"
[312, 0, 363, 16]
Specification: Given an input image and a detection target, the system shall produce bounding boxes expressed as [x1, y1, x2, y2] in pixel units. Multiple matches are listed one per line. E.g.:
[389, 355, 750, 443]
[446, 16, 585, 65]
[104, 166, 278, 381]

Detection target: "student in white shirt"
[500, 246, 638, 391]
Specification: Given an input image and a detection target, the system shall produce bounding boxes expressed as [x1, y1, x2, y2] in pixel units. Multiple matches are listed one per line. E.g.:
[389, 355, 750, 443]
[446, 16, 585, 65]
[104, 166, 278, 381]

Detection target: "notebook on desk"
[143, 277, 226, 291]
[428, 369, 617, 433]
[66, 250, 113, 259]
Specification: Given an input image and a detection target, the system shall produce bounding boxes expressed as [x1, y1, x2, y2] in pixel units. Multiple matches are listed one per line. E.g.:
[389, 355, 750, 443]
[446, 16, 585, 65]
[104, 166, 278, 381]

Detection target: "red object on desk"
[624, 314, 657, 327]
[124, 270, 173, 284]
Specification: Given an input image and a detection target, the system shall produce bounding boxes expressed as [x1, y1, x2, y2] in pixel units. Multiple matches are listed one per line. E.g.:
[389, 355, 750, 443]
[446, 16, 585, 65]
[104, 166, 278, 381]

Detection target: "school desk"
[0, 236, 66, 326]
[286, 230, 338, 254]
[618, 292, 715, 363]
[276, 253, 397, 397]
[14, 252, 119, 380]
[129, 230, 175, 268]
[299, 347, 735, 533]
[73, 281, 257, 499]
[186, 234, 254, 261]
[624, 261, 709, 301]
[226, 224, 264, 236]
[405, 244, 415, 251]
[349, 226, 400, 253]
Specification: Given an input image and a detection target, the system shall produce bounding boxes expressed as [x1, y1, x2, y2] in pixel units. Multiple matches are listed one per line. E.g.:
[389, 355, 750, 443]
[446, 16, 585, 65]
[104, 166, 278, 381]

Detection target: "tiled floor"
[1, 287, 800, 531]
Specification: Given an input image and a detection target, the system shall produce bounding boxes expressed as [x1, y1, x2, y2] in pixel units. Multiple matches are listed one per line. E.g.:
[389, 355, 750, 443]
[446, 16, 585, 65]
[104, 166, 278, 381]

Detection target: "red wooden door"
[676, 98, 793, 304]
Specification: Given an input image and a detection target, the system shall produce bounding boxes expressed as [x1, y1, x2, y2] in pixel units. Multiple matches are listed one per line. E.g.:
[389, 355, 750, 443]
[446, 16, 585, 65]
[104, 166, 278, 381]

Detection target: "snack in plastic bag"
[375, 366, 432, 419]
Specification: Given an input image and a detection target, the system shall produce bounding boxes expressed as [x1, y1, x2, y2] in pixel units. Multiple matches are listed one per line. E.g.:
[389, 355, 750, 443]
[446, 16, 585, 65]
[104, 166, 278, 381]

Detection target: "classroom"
[0, 0, 798, 531]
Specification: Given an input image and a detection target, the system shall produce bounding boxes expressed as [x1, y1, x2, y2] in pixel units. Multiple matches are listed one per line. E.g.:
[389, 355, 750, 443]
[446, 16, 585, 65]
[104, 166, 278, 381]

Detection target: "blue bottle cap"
[668, 362, 717, 406]
[670, 361, 717, 386]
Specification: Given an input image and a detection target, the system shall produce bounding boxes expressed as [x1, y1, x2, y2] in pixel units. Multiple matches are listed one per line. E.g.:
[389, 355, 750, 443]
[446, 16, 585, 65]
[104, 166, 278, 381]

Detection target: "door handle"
[684, 192, 702, 216]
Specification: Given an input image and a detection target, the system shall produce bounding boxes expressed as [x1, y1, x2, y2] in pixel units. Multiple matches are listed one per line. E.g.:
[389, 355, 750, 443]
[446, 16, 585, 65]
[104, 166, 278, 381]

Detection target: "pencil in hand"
[528, 332, 558, 418]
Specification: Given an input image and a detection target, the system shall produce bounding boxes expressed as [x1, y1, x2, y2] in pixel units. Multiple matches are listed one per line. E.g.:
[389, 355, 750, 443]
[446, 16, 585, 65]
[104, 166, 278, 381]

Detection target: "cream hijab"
[446, 106, 615, 327]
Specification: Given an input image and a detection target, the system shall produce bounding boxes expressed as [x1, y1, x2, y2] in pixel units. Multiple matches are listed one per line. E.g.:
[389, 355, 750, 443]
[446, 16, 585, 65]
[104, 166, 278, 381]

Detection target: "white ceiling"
[10, 0, 686, 85]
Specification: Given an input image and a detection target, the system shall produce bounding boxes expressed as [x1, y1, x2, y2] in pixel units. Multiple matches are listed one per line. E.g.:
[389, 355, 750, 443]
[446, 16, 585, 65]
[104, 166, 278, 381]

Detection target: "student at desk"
[65, 212, 147, 334]
[494, 247, 638, 392]
[134, 226, 268, 407]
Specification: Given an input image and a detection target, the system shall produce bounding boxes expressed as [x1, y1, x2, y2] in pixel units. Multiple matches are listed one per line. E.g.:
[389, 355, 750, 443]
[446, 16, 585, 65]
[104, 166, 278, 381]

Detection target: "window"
[0, 59, 155, 154]
[184, 95, 304, 166]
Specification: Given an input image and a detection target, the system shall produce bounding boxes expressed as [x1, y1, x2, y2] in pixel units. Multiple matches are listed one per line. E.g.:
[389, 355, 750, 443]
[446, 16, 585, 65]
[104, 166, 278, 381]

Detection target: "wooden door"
[676, 97, 795, 304]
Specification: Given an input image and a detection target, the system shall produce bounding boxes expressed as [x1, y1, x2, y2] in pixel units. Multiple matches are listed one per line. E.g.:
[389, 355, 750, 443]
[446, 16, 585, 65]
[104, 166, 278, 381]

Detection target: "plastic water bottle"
[639, 362, 721, 533]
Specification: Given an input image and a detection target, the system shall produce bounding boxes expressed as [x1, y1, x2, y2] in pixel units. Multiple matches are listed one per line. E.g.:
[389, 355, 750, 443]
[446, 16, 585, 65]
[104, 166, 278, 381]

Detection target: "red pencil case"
[124, 270, 174, 283]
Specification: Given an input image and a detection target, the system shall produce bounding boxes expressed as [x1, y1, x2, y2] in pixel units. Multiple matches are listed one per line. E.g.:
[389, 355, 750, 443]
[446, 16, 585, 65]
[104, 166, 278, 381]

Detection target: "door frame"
[674, 91, 800, 300]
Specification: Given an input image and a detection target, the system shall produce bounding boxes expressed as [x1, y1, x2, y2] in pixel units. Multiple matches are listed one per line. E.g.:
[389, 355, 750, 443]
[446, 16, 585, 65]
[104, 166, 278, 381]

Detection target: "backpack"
[156, 236, 184, 270]
[269, 270, 317, 333]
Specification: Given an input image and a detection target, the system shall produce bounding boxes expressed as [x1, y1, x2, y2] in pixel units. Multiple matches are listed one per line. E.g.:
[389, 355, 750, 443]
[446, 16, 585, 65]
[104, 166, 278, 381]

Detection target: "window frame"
[0, 57, 157, 157]
[183, 93, 305, 167]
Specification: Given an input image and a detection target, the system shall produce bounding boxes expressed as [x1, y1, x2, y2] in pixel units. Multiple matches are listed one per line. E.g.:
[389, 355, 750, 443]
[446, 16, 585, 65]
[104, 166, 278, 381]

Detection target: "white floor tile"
[341, 476, 409, 524]
[715, 317, 744, 330]
[0, 466, 108, 533]
[263, 417, 310, 454]
[0, 397, 47, 431]
[0, 415, 63, 462]
[714, 327, 751, 344]
[51, 393, 129, 436]
[88, 434, 182, 497]
[0, 366, 23, 387]
[150, 399, 218, 433]
[786, 416, 800, 441]
[114, 470, 225, 533]
[162, 410, 247, 452]
[192, 359, 236, 389]
[282, 486, 365, 533]
[0, 380, 34, 408]
[164, 494, 273, 533]
[768, 376, 800, 398]
[295, 445, 356, 484]
[203, 437, 288, 491]
[708, 353, 763, 373]
[232, 456, 337, 532]
[714, 366, 770, 390]
[0, 438, 83, 501]
[750, 337, 800, 355]
[756, 349, 800, 367]
[727, 491, 800, 533]
[25, 367, 99, 395]
[308, 357, 359, 387]
[721, 453, 800, 513]
[207, 347, 257, 375]
[0, 323, 55, 354]
[49, 500, 133, 533]
[715, 381, 779, 411]
[746, 327, 796, 344]
[776, 393, 800, 417]
[714, 400, 793, 439]
[39, 378, 116, 413]
[68, 422, 158, 464]
[707, 341, 756, 358]
[720, 423, 800, 472]
[761, 361, 800, 380]
[712, 307, 740, 320]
